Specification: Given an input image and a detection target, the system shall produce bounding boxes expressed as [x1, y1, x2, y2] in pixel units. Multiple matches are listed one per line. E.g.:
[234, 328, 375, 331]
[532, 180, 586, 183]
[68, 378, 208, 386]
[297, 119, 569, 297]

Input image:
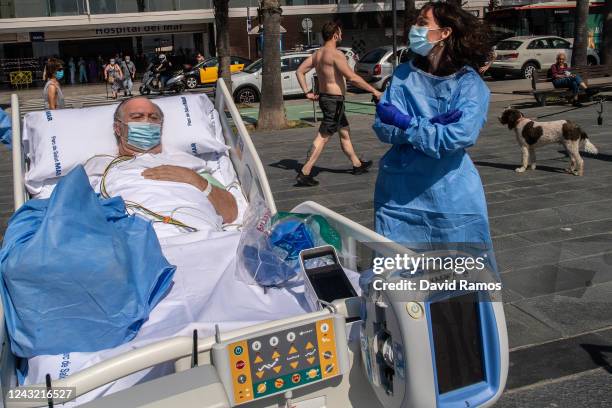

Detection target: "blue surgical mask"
[55, 70, 64, 80]
[409, 25, 442, 56]
[123, 121, 162, 151]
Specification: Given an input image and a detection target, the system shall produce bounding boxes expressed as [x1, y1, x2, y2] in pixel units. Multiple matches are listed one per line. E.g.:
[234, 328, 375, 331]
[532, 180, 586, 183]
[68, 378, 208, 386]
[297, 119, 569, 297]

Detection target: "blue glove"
[376, 103, 413, 130]
[430, 109, 463, 125]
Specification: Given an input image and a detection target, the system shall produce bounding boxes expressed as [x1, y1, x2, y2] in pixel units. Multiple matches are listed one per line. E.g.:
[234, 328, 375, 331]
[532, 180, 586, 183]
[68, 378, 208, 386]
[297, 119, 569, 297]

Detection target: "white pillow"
[23, 94, 228, 195]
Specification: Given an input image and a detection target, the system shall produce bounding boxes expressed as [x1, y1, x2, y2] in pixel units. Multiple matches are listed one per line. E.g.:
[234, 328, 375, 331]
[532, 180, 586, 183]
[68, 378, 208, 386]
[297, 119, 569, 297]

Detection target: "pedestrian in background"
[43, 58, 65, 110]
[551, 52, 588, 107]
[104, 58, 124, 100]
[121, 55, 136, 97]
[196, 52, 205, 64]
[68, 57, 76, 85]
[78, 57, 87, 83]
[373, 1, 493, 246]
[295, 22, 381, 186]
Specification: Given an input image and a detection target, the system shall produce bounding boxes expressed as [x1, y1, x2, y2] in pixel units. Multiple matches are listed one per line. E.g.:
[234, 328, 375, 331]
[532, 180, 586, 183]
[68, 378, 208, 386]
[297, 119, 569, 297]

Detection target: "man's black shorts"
[318, 93, 349, 135]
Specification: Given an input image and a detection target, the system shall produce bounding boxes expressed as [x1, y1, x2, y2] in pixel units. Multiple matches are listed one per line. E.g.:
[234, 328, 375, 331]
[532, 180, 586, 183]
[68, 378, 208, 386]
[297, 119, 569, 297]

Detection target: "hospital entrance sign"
[94, 25, 184, 37]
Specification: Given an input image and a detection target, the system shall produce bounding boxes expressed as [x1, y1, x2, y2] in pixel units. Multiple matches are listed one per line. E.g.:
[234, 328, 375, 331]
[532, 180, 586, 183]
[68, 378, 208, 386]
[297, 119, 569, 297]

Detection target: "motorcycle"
[139, 63, 186, 95]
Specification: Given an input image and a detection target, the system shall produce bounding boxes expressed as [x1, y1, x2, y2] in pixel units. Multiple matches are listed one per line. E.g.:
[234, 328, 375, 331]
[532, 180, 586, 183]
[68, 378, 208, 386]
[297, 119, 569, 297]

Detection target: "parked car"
[305, 46, 360, 69]
[489, 36, 600, 80]
[354, 45, 411, 90]
[184, 56, 251, 89]
[231, 53, 316, 104]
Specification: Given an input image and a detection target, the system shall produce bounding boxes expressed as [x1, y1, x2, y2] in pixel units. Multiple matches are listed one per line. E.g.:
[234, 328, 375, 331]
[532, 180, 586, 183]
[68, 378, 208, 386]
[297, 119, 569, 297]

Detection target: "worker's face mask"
[121, 121, 162, 151]
[409, 25, 444, 56]
[55, 70, 64, 80]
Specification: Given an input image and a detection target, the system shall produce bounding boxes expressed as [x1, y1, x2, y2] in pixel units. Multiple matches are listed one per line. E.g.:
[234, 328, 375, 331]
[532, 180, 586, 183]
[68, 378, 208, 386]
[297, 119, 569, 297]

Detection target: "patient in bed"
[85, 97, 240, 236]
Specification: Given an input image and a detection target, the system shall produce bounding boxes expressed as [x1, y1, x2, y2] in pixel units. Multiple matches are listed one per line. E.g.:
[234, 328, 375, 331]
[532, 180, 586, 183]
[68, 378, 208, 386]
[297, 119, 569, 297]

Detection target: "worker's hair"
[414, 2, 493, 75]
[113, 97, 164, 139]
[321, 22, 341, 42]
[45, 58, 64, 78]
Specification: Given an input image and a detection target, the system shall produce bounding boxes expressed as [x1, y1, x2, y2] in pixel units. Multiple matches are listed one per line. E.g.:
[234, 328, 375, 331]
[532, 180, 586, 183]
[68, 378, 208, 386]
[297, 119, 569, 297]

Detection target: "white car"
[231, 53, 315, 104]
[490, 35, 600, 79]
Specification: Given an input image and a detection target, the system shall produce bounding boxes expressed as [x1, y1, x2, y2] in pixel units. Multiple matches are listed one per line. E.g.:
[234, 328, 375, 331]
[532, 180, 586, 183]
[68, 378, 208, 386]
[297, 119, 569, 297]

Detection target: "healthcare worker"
[373, 1, 493, 245]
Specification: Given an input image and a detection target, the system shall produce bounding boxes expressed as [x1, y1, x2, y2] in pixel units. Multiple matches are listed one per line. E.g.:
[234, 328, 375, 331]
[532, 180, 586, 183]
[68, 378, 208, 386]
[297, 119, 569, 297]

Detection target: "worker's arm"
[48, 83, 58, 110]
[373, 74, 489, 159]
[141, 165, 238, 224]
[334, 51, 382, 101]
[296, 55, 317, 101]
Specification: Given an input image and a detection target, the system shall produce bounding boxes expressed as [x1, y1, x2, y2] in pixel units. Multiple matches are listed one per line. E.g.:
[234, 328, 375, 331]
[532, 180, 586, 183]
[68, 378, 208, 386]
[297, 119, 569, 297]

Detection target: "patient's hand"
[142, 165, 238, 224]
[142, 165, 207, 191]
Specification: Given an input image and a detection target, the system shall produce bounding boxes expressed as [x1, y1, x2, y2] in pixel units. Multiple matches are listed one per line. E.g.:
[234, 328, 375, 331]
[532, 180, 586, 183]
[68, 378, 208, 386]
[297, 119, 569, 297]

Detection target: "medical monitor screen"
[430, 293, 485, 394]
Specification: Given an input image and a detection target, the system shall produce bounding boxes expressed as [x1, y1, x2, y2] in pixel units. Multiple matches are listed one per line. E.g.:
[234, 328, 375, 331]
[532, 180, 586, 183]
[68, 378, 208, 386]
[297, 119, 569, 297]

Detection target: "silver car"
[354, 45, 411, 90]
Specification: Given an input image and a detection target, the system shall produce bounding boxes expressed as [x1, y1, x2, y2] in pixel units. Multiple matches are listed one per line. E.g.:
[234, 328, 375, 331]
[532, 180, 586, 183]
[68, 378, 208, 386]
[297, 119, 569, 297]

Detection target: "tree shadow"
[581, 344, 612, 374]
[269, 159, 353, 177]
[473, 161, 567, 174]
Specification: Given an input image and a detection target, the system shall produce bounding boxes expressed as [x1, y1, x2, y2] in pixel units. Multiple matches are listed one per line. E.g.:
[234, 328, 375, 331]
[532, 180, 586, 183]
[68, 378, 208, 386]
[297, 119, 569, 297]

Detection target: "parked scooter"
[139, 63, 186, 95]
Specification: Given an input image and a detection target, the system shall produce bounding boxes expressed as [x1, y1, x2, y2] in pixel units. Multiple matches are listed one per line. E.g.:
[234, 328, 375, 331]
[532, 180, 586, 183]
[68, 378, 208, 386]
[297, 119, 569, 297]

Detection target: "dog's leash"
[529, 97, 607, 123]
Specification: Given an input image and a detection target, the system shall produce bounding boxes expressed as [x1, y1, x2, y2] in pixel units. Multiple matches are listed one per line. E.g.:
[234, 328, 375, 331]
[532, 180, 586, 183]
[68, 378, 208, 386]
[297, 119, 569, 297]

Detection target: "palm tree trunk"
[403, 0, 417, 44]
[572, 0, 590, 66]
[257, 0, 288, 130]
[214, 0, 232, 91]
[603, 0, 612, 65]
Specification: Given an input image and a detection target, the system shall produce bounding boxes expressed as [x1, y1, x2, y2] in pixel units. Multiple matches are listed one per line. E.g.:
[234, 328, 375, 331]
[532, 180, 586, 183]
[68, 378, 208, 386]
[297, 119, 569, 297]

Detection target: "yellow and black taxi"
[184, 56, 252, 89]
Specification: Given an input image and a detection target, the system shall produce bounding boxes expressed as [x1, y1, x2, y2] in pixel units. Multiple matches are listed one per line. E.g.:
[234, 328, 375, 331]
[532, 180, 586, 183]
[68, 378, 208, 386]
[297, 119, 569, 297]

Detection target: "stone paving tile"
[511, 281, 612, 337]
[503, 304, 562, 350]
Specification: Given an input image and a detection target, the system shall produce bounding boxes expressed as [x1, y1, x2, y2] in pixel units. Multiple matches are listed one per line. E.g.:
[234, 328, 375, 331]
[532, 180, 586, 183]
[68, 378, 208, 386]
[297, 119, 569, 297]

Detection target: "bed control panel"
[212, 314, 349, 406]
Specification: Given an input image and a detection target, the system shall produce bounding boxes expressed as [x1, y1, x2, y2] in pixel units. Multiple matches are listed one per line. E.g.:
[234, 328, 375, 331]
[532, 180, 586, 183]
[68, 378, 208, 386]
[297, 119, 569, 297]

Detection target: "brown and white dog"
[499, 108, 598, 176]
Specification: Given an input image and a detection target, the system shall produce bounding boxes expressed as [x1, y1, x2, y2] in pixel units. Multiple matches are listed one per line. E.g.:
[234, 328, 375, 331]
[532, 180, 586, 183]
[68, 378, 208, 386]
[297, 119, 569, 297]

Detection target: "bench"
[513, 64, 612, 106]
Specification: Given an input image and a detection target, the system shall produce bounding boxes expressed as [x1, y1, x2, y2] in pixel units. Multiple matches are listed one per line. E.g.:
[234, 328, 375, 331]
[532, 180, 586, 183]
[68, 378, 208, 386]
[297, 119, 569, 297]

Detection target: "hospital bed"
[0, 79, 509, 408]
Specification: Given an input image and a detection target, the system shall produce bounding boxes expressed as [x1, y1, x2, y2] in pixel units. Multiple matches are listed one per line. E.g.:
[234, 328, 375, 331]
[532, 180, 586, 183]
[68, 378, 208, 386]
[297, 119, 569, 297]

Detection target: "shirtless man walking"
[295, 22, 382, 186]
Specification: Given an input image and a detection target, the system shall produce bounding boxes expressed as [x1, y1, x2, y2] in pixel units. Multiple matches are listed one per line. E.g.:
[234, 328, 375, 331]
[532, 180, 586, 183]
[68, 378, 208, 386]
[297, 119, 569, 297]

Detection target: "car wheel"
[234, 87, 259, 104]
[185, 76, 198, 89]
[175, 83, 186, 94]
[139, 85, 150, 95]
[522, 62, 538, 79]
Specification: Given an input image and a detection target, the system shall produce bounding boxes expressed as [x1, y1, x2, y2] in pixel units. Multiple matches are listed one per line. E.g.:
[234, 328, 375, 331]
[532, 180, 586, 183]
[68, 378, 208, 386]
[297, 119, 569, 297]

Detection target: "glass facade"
[0, 0, 337, 18]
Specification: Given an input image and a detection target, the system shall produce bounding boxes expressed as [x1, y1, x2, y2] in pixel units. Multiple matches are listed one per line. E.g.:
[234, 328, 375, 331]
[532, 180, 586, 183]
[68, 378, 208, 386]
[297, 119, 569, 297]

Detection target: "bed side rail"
[4, 310, 333, 408]
[11, 94, 26, 211]
[214, 79, 277, 214]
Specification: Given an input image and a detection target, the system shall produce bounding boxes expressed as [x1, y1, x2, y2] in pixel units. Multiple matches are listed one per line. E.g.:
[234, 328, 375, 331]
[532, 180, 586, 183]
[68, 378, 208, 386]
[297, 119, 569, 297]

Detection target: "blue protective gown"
[373, 60, 491, 245]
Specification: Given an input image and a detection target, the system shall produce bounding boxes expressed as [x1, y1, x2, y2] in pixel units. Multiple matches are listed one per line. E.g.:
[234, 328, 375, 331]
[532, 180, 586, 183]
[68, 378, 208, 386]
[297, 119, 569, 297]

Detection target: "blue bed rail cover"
[0, 166, 175, 358]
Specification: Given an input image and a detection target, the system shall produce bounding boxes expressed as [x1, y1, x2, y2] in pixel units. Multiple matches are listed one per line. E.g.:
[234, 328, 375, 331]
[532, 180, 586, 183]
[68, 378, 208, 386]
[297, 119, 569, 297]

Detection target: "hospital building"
[0, 0, 489, 86]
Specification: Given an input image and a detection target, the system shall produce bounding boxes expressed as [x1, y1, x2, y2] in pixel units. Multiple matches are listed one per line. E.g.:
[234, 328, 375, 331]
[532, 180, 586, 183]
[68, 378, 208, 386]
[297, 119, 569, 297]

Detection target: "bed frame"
[0, 79, 401, 407]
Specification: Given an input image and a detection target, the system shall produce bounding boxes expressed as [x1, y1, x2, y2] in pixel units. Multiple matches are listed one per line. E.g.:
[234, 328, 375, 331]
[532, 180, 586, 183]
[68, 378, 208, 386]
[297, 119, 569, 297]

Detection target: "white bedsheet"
[21, 157, 361, 406]
[22, 230, 312, 406]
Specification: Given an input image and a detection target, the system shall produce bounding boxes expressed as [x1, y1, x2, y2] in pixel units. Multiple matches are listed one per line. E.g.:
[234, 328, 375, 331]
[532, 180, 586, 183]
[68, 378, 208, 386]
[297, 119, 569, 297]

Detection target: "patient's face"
[115, 97, 163, 156]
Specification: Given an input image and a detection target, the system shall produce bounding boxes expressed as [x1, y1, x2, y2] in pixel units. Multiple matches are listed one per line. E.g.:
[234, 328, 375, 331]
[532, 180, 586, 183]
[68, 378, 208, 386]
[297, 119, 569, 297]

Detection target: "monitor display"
[430, 293, 485, 394]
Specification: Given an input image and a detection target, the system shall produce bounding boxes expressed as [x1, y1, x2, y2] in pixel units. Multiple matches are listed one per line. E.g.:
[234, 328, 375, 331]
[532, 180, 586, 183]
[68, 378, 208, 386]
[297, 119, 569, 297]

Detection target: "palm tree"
[214, 0, 232, 91]
[403, 0, 418, 44]
[572, 0, 590, 66]
[603, 0, 612, 64]
[257, 0, 288, 130]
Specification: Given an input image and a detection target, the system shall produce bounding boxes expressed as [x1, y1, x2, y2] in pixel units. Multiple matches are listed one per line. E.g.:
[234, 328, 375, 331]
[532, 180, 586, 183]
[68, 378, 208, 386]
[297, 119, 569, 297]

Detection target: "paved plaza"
[0, 78, 611, 405]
